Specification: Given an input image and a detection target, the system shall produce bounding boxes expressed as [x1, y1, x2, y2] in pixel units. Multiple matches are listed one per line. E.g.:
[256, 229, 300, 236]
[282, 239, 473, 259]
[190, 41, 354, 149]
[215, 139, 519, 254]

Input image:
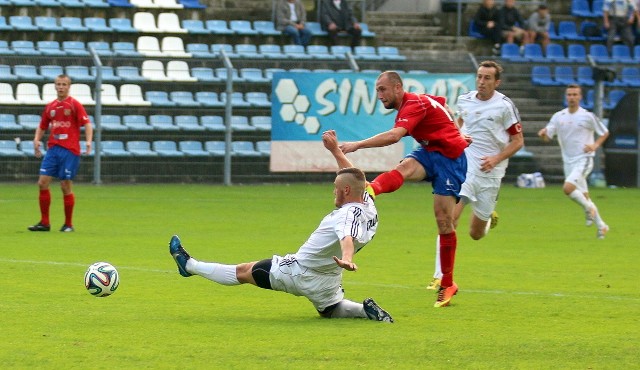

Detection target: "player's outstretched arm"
[333, 236, 358, 272]
[322, 130, 354, 169]
[339, 127, 407, 154]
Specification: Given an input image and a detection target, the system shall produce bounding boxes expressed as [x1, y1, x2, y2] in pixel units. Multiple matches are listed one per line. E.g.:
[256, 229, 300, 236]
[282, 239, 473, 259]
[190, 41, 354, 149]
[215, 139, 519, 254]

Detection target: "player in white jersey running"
[168, 130, 393, 322]
[538, 84, 610, 239]
[428, 60, 524, 290]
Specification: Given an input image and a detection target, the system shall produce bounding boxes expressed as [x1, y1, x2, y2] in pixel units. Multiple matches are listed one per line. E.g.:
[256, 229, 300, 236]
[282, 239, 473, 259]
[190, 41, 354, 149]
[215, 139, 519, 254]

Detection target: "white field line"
[2, 258, 639, 302]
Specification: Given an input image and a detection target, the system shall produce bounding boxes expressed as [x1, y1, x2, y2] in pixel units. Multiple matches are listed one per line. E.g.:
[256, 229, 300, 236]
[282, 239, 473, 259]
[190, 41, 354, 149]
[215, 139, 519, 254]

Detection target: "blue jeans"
[283, 25, 312, 46]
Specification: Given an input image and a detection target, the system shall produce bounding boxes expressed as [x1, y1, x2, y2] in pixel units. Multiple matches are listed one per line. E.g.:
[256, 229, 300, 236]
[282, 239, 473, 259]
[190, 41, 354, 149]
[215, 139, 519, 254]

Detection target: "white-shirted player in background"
[428, 60, 524, 290]
[168, 130, 393, 322]
[538, 84, 610, 239]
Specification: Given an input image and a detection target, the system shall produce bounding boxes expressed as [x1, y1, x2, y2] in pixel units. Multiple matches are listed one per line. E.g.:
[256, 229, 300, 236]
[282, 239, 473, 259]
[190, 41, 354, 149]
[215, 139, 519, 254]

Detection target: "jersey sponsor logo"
[64, 109, 71, 116]
[52, 120, 72, 128]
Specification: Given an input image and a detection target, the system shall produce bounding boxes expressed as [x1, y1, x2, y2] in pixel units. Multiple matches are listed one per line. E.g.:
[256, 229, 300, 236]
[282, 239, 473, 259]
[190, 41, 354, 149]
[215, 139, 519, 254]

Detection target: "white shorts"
[268, 254, 344, 311]
[564, 157, 593, 193]
[459, 173, 502, 221]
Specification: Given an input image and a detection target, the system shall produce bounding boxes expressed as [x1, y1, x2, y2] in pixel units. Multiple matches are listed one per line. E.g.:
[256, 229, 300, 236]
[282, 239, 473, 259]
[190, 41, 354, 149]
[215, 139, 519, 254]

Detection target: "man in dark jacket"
[499, 0, 530, 46]
[319, 0, 362, 49]
[474, 0, 502, 54]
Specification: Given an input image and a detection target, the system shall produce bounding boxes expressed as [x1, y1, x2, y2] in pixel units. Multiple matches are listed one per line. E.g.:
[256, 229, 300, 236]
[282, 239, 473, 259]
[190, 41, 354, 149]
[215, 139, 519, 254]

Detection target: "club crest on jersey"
[64, 109, 71, 116]
[50, 110, 56, 118]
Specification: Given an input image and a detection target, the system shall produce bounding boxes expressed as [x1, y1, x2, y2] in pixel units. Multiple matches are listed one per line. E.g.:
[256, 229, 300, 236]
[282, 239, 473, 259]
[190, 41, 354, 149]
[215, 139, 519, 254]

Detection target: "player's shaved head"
[378, 71, 403, 86]
[334, 167, 366, 206]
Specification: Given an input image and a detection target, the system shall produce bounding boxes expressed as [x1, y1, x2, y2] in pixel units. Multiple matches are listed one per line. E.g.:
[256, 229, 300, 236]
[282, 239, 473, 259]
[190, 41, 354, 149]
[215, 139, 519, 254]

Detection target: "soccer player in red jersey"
[339, 71, 469, 307]
[28, 74, 92, 232]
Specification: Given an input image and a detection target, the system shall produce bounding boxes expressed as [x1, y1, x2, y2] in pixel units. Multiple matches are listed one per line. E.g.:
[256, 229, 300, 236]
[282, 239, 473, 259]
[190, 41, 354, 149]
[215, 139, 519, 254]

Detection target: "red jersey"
[39, 96, 90, 155]
[394, 92, 468, 159]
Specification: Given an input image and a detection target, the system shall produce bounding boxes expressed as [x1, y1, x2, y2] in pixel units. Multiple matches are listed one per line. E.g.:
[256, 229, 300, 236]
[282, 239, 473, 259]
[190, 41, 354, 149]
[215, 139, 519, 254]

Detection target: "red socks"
[63, 193, 75, 227]
[370, 169, 404, 195]
[439, 232, 457, 288]
[39, 189, 51, 226]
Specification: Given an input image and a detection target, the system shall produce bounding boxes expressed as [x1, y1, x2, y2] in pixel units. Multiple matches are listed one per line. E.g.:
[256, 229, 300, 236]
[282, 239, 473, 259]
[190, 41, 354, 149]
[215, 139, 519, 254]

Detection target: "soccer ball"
[84, 262, 119, 297]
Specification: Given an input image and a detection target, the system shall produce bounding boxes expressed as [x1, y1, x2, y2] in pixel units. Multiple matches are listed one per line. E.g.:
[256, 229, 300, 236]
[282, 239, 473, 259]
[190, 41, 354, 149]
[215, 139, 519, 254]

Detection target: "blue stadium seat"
[178, 0, 205, 8]
[235, 44, 262, 58]
[264, 67, 286, 80]
[576, 66, 595, 86]
[256, 141, 271, 156]
[153, 140, 184, 156]
[179, 140, 208, 156]
[282, 44, 312, 59]
[0, 140, 26, 156]
[61, 17, 89, 32]
[20, 140, 45, 156]
[10, 16, 38, 31]
[377, 46, 406, 61]
[170, 91, 201, 107]
[354, 46, 384, 60]
[620, 67, 640, 87]
[40, 65, 63, 81]
[215, 67, 244, 82]
[205, 140, 226, 155]
[210, 43, 236, 57]
[307, 45, 333, 59]
[232, 141, 260, 156]
[123, 115, 153, 131]
[85, 17, 112, 32]
[592, 0, 604, 17]
[306, 21, 327, 36]
[554, 66, 577, 85]
[245, 92, 270, 107]
[611, 45, 634, 63]
[116, 66, 145, 81]
[531, 65, 559, 86]
[146, 91, 176, 106]
[571, 0, 593, 17]
[0, 65, 18, 80]
[58, 0, 85, 7]
[0, 41, 12, 55]
[230, 20, 258, 35]
[604, 89, 626, 109]
[557, 21, 585, 41]
[174, 115, 204, 131]
[253, 20, 280, 36]
[66, 65, 94, 82]
[12, 40, 40, 55]
[251, 116, 272, 131]
[545, 43, 567, 63]
[0, 16, 12, 31]
[547, 21, 562, 41]
[87, 41, 113, 56]
[229, 115, 255, 131]
[359, 23, 376, 37]
[468, 19, 485, 38]
[205, 20, 233, 35]
[567, 44, 587, 63]
[220, 92, 251, 108]
[289, 68, 311, 73]
[110, 18, 138, 33]
[186, 43, 215, 58]
[634, 45, 640, 63]
[112, 42, 141, 57]
[18, 114, 41, 130]
[37, 41, 66, 56]
[580, 21, 605, 41]
[259, 44, 284, 59]
[240, 68, 268, 83]
[35, 16, 63, 32]
[62, 41, 90, 56]
[149, 115, 177, 131]
[127, 141, 157, 156]
[101, 141, 131, 156]
[192, 67, 219, 82]
[0, 114, 20, 130]
[500, 43, 526, 62]
[100, 115, 127, 130]
[195, 91, 224, 107]
[182, 19, 209, 34]
[83, 0, 110, 8]
[14, 65, 44, 80]
[201, 116, 225, 131]
[589, 44, 613, 63]
[522, 43, 546, 63]
[330, 45, 352, 59]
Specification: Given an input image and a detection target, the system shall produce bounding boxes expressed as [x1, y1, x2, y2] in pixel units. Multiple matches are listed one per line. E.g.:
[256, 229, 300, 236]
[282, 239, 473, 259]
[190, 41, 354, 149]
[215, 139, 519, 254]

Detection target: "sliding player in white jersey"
[428, 60, 524, 290]
[538, 84, 610, 239]
[168, 130, 393, 323]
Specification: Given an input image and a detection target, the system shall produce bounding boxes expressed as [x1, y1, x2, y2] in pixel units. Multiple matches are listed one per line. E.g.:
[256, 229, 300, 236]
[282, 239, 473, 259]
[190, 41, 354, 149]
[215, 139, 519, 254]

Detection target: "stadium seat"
[377, 46, 406, 61]
[211, 43, 236, 57]
[634, 45, 640, 63]
[133, 12, 161, 33]
[101, 141, 131, 156]
[205, 140, 226, 155]
[83, 0, 110, 7]
[235, 44, 262, 59]
[468, 19, 484, 38]
[589, 44, 613, 63]
[20, 140, 45, 156]
[137, 36, 164, 57]
[14, 65, 44, 81]
[567, 44, 587, 63]
[576, 66, 595, 86]
[153, 140, 184, 156]
[35, 16, 63, 32]
[58, 0, 85, 7]
[108, 0, 135, 7]
[264, 67, 286, 80]
[182, 20, 209, 34]
[146, 90, 176, 106]
[60, 17, 88, 32]
[127, 141, 158, 156]
[0, 140, 25, 156]
[232, 141, 260, 156]
[205, 20, 234, 35]
[229, 20, 258, 35]
[216, 67, 244, 82]
[161, 36, 191, 57]
[571, 0, 593, 17]
[119, 84, 151, 106]
[282, 44, 312, 59]
[255, 141, 271, 156]
[547, 21, 562, 41]
[92, 66, 120, 82]
[87, 41, 113, 56]
[580, 21, 605, 41]
[0, 16, 12, 31]
[620, 67, 640, 87]
[195, 91, 224, 107]
[99, 84, 125, 105]
[174, 115, 204, 131]
[500, 43, 526, 62]
[18, 114, 41, 129]
[155, 0, 183, 9]
[201, 116, 225, 131]
[289, 68, 311, 73]
[170, 91, 200, 106]
[16, 83, 44, 104]
[123, 115, 152, 131]
[360, 23, 376, 37]
[259, 44, 284, 59]
[178, 0, 205, 9]
[250, 116, 272, 131]
[41, 83, 56, 101]
[62, 41, 90, 56]
[557, 21, 585, 41]
[245, 92, 270, 108]
[354, 46, 384, 60]
[307, 45, 333, 59]
[545, 43, 567, 63]
[0, 41, 13, 55]
[592, 0, 604, 17]
[10, 16, 38, 31]
[142, 60, 170, 81]
[113, 42, 141, 57]
[330, 45, 352, 59]
[179, 141, 208, 156]
[531, 65, 559, 86]
[220, 92, 251, 108]
[603, 89, 625, 109]
[66, 65, 94, 82]
[306, 21, 327, 36]
[240, 68, 268, 83]
[12, 40, 40, 55]
[149, 114, 177, 130]
[187, 43, 215, 58]
[0, 65, 18, 80]
[166, 60, 197, 81]
[229, 115, 255, 130]
[130, 0, 158, 7]
[522, 43, 546, 63]
[100, 115, 127, 130]
[85, 17, 112, 32]
[253, 20, 280, 36]
[0, 114, 21, 130]
[110, 18, 138, 33]
[70, 83, 95, 105]
[191, 67, 219, 82]
[0, 83, 19, 104]
[611, 45, 634, 64]
[554, 66, 577, 86]
[117, 65, 145, 81]
[157, 12, 187, 33]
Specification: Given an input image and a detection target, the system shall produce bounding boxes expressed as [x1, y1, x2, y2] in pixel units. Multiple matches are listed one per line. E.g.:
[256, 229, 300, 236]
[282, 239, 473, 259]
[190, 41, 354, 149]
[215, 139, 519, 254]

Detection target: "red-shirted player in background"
[339, 71, 469, 308]
[28, 74, 92, 232]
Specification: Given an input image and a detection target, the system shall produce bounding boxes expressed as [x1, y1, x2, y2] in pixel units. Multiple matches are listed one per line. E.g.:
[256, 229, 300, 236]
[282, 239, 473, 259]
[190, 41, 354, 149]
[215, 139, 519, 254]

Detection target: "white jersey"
[545, 107, 609, 163]
[456, 90, 521, 178]
[294, 192, 378, 274]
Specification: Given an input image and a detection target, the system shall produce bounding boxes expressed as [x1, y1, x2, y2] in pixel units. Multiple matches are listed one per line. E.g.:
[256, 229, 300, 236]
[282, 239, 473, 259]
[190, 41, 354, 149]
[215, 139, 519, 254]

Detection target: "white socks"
[568, 189, 591, 210]
[187, 259, 240, 286]
[329, 300, 367, 319]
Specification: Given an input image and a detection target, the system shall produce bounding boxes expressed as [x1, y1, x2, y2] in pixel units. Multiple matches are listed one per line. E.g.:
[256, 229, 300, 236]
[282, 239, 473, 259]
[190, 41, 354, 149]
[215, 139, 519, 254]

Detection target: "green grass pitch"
[1, 182, 638, 369]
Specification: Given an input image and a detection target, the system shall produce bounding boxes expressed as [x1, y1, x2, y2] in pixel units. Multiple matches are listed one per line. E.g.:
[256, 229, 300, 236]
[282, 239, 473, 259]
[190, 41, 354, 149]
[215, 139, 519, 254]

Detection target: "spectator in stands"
[526, 4, 551, 51]
[276, 0, 313, 47]
[319, 0, 362, 49]
[499, 0, 530, 48]
[474, 0, 503, 55]
[603, 0, 637, 51]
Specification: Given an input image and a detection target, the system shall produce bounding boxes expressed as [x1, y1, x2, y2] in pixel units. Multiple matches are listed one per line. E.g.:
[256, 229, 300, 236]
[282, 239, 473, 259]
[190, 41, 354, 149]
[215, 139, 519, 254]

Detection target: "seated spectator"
[474, 0, 502, 54]
[319, 0, 362, 49]
[527, 4, 551, 51]
[499, 0, 530, 47]
[603, 0, 637, 51]
[276, 0, 313, 47]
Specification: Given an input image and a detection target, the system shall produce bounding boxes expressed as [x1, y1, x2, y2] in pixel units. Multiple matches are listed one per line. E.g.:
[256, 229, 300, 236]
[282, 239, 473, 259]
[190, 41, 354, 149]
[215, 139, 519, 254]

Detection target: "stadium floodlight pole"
[89, 46, 102, 185]
[221, 49, 233, 186]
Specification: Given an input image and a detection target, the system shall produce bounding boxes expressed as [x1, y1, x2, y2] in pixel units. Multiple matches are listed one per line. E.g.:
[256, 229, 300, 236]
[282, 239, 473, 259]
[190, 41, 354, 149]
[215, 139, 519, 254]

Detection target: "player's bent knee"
[250, 258, 272, 290]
